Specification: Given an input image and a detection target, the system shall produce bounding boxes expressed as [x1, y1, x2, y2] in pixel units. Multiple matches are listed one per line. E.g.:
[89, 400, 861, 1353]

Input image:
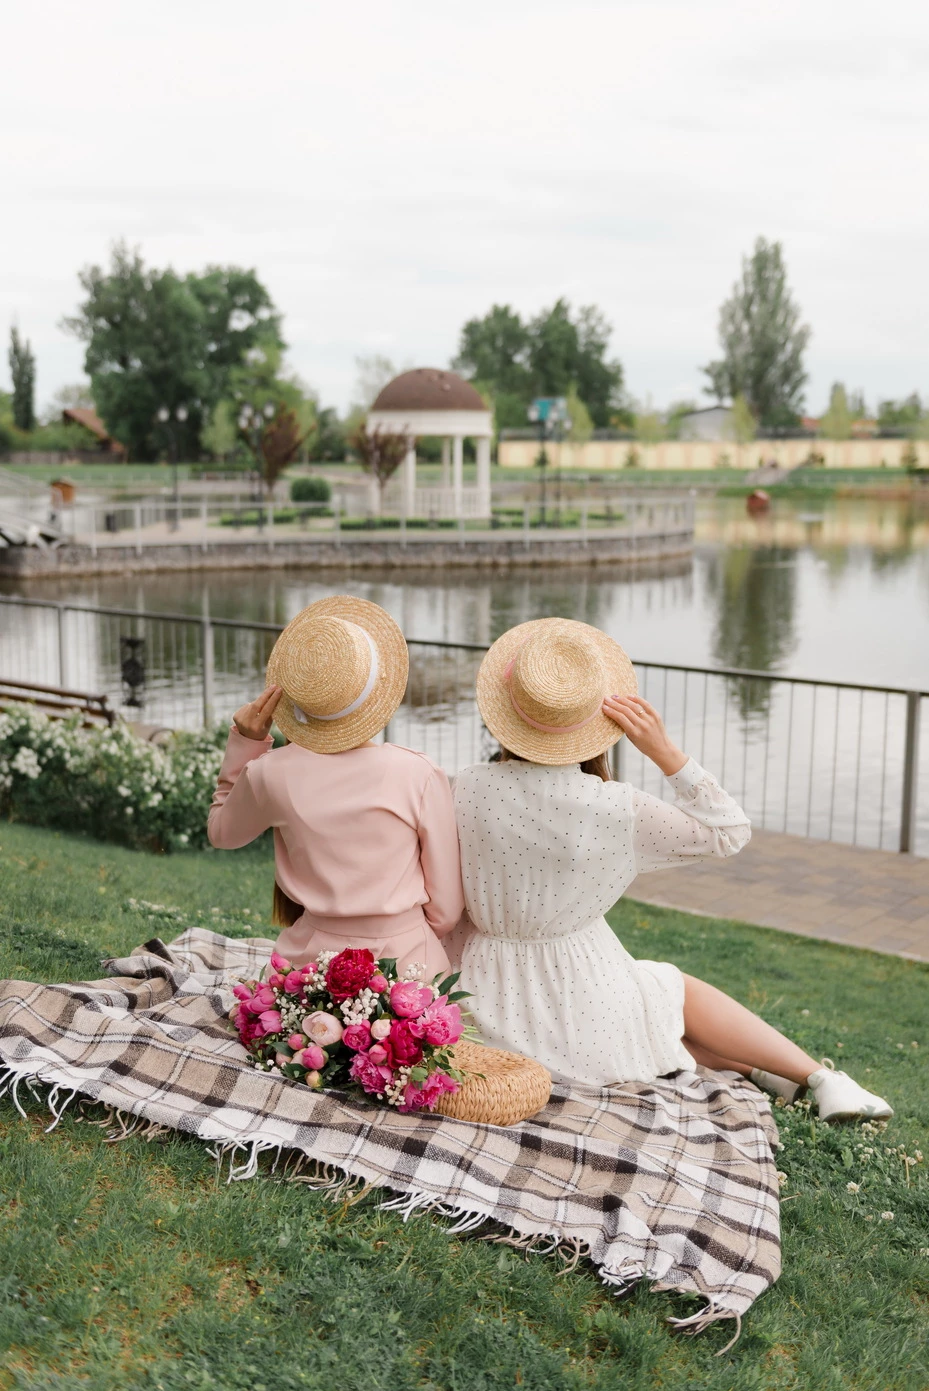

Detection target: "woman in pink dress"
[208, 596, 463, 979]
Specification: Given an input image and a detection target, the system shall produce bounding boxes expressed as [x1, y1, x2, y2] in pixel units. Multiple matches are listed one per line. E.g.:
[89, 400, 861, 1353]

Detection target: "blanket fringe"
[0, 1059, 752, 1344]
[668, 1305, 743, 1354]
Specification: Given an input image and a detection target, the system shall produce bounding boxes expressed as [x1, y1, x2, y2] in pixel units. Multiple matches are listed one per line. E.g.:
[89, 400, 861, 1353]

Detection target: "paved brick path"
[628, 829, 929, 963]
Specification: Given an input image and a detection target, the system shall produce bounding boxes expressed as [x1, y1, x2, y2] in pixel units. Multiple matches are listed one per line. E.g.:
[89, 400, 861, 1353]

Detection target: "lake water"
[10, 495, 929, 689]
[3, 494, 928, 853]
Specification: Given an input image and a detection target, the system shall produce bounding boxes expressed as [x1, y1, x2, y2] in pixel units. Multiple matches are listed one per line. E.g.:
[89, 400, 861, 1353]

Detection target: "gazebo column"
[476, 435, 491, 518]
[403, 439, 417, 517]
[452, 434, 464, 518]
[440, 437, 451, 488]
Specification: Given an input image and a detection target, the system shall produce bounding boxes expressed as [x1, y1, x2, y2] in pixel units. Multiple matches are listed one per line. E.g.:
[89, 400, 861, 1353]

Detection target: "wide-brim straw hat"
[266, 596, 408, 753]
[435, 1039, 552, 1127]
[476, 617, 637, 766]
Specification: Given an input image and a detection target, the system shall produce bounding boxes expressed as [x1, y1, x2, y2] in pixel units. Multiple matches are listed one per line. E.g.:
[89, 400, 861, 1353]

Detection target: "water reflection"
[706, 546, 798, 717]
[2, 495, 927, 690]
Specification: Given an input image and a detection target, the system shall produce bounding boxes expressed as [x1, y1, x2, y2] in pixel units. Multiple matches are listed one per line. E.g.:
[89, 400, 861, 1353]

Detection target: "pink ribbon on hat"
[502, 656, 603, 735]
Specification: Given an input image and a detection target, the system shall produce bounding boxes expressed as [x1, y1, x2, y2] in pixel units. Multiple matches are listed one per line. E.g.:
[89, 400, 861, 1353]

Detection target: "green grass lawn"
[1, 822, 927, 1391]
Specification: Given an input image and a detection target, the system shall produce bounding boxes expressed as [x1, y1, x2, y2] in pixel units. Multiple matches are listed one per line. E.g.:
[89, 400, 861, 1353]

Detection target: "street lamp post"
[157, 404, 189, 531]
[527, 398, 571, 528]
[237, 402, 277, 500]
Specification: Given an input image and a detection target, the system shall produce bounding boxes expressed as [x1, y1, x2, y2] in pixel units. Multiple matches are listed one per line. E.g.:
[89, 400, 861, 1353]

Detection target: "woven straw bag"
[435, 1039, 552, 1127]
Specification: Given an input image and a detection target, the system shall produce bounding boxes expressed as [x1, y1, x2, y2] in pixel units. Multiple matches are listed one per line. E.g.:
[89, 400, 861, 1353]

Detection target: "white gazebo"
[367, 368, 493, 519]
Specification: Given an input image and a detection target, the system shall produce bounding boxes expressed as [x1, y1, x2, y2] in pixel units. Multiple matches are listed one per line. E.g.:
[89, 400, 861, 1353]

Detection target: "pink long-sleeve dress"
[208, 730, 464, 978]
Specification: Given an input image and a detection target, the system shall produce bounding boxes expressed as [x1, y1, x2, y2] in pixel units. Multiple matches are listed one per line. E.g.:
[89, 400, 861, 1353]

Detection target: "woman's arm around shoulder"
[207, 688, 280, 850]
[414, 757, 465, 938]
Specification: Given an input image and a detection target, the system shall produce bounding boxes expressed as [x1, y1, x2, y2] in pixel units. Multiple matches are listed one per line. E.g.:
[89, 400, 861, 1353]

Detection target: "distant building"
[62, 408, 125, 458]
[677, 405, 733, 441]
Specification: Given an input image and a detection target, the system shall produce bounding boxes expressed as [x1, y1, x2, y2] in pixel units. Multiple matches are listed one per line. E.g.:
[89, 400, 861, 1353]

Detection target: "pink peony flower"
[283, 970, 304, 994]
[408, 997, 464, 1047]
[232, 983, 252, 1002]
[253, 984, 276, 1011]
[349, 1051, 394, 1095]
[383, 1019, 423, 1069]
[298, 1044, 326, 1071]
[370, 973, 389, 993]
[302, 1011, 343, 1046]
[268, 972, 286, 989]
[270, 951, 291, 972]
[258, 1009, 282, 1035]
[342, 1021, 372, 1052]
[367, 1043, 388, 1065]
[287, 1033, 306, 1051]
[399, 1068, 459, 1113]
[370, 1018, 391, 1041]
[389, 982, 434, 1018]
[275, 1051, 292, 1067]
[305, 1070, 322, 1089]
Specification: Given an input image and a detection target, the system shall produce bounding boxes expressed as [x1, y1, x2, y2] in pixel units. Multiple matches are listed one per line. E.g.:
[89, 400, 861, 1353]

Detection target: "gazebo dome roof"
[372, 369, 486, 413]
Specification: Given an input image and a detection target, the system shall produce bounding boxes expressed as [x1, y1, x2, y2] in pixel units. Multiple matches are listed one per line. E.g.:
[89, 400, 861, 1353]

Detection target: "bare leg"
[682, 974, 818, 1085]
[682, 1037, 750, 1077]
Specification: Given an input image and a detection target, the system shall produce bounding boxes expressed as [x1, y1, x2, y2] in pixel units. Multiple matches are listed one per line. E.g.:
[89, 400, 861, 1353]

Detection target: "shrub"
[0, 706, 226, 852]
[290, 475, 331, 503]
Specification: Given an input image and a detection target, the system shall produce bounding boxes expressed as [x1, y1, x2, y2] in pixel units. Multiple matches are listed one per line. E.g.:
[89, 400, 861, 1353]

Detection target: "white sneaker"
[750, 1067, 804, 1104]
[807, 1067, 893, 1122]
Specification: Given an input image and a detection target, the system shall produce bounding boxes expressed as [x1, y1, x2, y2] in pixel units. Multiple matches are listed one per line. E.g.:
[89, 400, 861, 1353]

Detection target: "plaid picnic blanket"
[0, 927, 780, 1334]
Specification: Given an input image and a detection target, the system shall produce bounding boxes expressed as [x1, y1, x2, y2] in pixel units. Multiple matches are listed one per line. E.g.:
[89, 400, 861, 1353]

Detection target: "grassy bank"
[1, 822, 927, 1390]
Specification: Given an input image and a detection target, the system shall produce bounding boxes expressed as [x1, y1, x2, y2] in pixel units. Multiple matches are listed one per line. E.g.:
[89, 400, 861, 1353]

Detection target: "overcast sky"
[2, 0, 927, 418]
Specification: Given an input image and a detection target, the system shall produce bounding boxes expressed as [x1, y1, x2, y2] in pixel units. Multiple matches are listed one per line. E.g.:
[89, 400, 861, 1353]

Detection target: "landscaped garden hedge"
[0, 706, 225, 853]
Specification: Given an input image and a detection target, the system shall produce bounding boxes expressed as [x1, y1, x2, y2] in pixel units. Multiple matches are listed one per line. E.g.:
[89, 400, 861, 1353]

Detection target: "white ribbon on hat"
[292, 629, 380, 724]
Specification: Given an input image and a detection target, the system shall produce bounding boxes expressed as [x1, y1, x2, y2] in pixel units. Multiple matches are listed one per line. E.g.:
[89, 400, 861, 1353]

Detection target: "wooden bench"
[0, 678, 117, 727]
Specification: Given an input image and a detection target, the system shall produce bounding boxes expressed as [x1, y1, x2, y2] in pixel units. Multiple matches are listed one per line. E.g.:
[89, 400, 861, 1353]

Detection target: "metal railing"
[0, 594, 925, 856]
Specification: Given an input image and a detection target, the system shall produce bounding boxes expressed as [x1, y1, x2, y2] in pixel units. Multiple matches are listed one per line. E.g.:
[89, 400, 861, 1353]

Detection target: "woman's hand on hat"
[233, 686, 282, 741]
[602, 695, 687, 776]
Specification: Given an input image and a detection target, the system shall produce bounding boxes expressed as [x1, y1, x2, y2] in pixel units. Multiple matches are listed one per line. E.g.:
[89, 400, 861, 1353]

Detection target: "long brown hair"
[496, 747, 612, 783]
[272, 881, 303, 928]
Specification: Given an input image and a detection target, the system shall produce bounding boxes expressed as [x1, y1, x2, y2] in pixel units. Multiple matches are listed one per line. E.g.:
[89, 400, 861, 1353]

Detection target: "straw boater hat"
[266, 596, 408, 753]
[476, 617, 637, 766]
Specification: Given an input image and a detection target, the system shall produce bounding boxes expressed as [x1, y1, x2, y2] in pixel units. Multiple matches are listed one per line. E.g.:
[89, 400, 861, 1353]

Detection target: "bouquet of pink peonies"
[230, 946, 472, 1113]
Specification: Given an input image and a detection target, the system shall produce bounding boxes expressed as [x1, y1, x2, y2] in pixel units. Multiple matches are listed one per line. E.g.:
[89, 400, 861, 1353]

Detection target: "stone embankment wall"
[0, 528, 693, 579]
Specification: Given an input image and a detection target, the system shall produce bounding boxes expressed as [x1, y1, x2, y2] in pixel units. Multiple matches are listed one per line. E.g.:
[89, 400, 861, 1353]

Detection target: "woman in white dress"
[453, 617, 891, 1122]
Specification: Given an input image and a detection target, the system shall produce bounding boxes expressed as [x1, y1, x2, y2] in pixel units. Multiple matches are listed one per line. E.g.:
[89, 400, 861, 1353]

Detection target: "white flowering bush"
[0, 706, 226, 852]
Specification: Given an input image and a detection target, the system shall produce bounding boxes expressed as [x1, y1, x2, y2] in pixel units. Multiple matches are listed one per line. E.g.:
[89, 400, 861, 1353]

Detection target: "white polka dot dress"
[451, 757, 751, 1088]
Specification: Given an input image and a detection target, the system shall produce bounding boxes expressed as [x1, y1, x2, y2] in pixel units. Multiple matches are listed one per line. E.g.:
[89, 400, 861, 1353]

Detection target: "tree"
[730, 393, 757, 445]
[258, 406, 308, 495]
[452, 299, 625, 430]
[188, 265, 283, 408]
[633, 408, 663, 444]
[877, 393, 924, 435]
[565, 385, 593, 444]
[819, 383, 853, 441]
[703, 237, 810, 429]
[452, 305, 530, 400]
[201, 400, 238, 462]
[664, 399, 697, 440]
[353, 355, 399, 408]
[64, 241, 284, 460]
[350, 423, 410, 514]
[8, 327, 36, 431]
[527, 300, 624, 427]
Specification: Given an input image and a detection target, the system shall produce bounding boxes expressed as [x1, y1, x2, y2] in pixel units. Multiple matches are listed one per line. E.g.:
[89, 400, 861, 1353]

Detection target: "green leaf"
[447, 990, 470, 1002]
